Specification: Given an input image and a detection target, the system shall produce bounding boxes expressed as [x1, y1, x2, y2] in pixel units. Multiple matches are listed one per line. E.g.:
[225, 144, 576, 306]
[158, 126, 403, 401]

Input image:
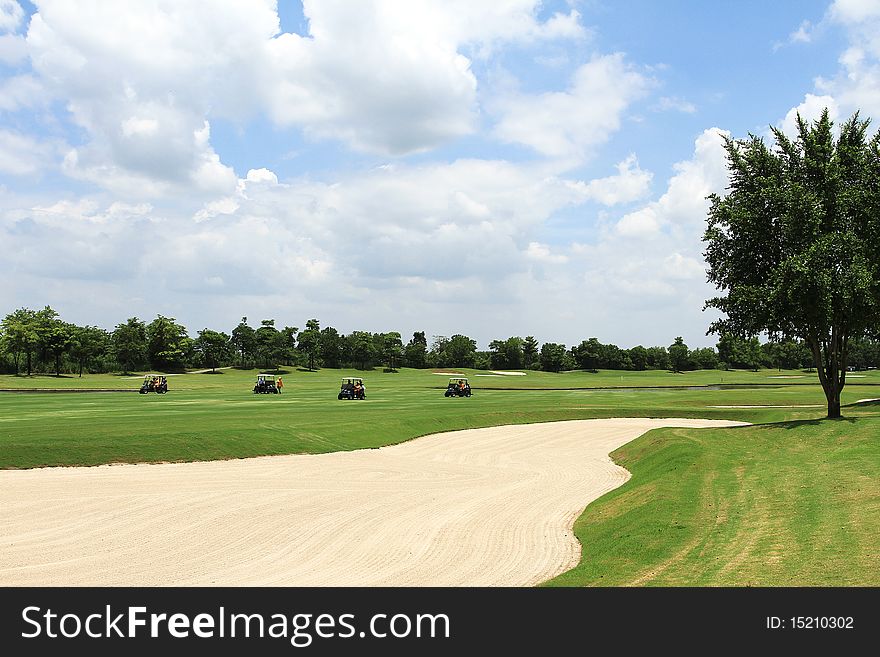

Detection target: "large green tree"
[193, 329, 231, 372]
[297, 318, 321, 371]
[255, 319, 283, 369]
[1, 307, 41, 375]
[704, 109, 880, 418]
[70, 325, 110, 377]
[404, 331, 428, 368]
[146, 315, 190, 371]
[112, 317, 147, 374]
[668, 336, 689, 373]
[522, 335, 539, 369]
[231, 317, 256, 367]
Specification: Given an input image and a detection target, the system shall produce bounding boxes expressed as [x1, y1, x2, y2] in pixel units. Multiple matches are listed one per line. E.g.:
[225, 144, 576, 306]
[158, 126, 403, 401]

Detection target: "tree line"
[3, 306, 879, 377]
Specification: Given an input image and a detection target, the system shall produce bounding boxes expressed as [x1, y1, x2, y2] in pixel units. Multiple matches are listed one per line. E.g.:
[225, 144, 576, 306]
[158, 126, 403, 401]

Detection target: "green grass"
[4, 366, 874, 468]
[3, 365, 878, 586]
[544, 406, 880, 586]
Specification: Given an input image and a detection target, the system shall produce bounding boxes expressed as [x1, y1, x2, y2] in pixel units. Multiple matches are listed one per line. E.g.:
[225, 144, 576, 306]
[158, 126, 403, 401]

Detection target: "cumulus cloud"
[780, 93, 839, 138]
[813, 0, 880, 117]
[0, 0, 23, 32]
[13, 0, 594, 193]
[654, 96, 697, 113]
[492, 53, 651, 160]
[0, 130, 56, 175]
[614, 128, 728, 239]
[568, 155, 653, 206]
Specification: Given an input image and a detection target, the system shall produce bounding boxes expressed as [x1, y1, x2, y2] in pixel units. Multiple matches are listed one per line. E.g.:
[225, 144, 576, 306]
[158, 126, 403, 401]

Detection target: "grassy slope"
[545, 405, 880, 586]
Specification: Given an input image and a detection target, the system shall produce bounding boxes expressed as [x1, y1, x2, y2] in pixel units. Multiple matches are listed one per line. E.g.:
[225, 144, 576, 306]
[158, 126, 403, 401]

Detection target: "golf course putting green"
[0, 417, 745, 586]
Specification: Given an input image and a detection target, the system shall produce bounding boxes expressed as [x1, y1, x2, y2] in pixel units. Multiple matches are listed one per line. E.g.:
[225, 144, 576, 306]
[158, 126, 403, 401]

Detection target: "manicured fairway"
[1, 366, 878, 586]
[3, 367, 877, 468]
[545, 404, 880, 586]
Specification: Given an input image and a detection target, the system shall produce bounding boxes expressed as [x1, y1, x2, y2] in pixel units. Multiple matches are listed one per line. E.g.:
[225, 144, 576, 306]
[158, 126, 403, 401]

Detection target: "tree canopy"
[704, 109, 880, 417]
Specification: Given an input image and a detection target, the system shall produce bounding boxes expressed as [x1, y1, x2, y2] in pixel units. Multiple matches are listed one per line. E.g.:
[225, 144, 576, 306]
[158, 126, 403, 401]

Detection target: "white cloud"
[780, 93, 839, 138]
[654, 96, 697, 113]
[570, 154, 653, 206]
[813, 0, 880, 117]
[0, 32, 26, 62]
[829, 0, 880, 24]
[0, 74, 46, 110]
[0, 0, 23, 32]
[245, 168, 279, 185]
[492, 53, 651, 160]
[789, 19, 814, 43]
[525, 241, 568, 264]
[15, 0, 594, 194]
[614, 128, 728, 238]
[0, 130, 56, 175]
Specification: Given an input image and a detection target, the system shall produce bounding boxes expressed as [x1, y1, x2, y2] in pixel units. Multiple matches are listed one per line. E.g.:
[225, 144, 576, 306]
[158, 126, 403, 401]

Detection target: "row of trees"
[4, 306, 879, 376]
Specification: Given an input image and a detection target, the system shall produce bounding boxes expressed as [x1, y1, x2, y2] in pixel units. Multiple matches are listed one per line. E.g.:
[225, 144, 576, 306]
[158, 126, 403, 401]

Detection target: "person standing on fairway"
[277, 376, 283, 394]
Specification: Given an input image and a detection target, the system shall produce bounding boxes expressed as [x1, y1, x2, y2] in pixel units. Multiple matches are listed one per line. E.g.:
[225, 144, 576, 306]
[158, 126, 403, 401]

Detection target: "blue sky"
[1, 0, 878, 349]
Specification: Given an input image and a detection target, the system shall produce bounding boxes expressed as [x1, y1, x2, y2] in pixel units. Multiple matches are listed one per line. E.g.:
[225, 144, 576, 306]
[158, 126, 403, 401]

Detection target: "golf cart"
[253, 373, 279, 394]
[338, 377, 366, 400]
[140, 374, 168, 394]
[445, 377, 471, 397]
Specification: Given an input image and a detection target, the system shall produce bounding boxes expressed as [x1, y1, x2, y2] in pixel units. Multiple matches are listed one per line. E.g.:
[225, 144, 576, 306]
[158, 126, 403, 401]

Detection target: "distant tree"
[540, 342, 568, 372]
[428, 335, 450, 368]
[488, 336, 523, 370]
[690, 347, 719, 370]
[628, 345, 648, 371]
[645, 345, 670, 370]
[146, 315, 190, 371]
[742, 336, 765, 372]
[404, 331, 428, 368]
[572, 338, 601, 371]
[848, 337, 880, 370]
[715, 333, 741, 370]
[1, 307, 42, 375]
[255, 319, 283, 370]
[231, 317, 256, 367]
[69, 325, 109, 377]
[280, 326, 299, 366]
[473, 351, 491, 370]
[704, 109, 880, 418]
[41, 319, 75, 376]
[348, 331, 376, 369]
[668, 337, 689, 373]
[193, 329, 231, 372]
[297, 318, 321, 371]
[446, 334, 477, 368]
[112, 317, 147, 374]
[598, 342, 631, 370]
[377, 331, 404, 371]
[522, 336, 539, 369]
[319, 326, 342, 368]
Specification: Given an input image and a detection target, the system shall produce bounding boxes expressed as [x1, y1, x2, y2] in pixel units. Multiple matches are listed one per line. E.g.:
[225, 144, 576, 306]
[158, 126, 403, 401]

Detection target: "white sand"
[491, 371, 527, 376]
[0, 418, 745, 587]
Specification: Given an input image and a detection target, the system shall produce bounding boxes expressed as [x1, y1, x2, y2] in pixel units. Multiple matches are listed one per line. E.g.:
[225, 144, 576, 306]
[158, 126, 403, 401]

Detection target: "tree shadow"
[753, 416, 859, 431]
[845, 399, 880, 408]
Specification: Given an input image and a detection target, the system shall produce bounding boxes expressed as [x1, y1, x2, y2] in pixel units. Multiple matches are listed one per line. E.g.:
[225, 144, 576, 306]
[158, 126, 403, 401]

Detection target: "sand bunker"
[0, 418, 745, 587]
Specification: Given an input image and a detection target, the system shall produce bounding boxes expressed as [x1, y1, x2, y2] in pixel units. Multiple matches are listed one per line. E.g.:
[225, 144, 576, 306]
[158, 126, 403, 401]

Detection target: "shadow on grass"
[755, 416, 859, 431]
[845, 399, 880, 408]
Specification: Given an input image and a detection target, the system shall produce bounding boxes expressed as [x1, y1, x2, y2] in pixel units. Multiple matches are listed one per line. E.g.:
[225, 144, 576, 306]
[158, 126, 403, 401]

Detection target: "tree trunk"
[807, 334, 845, 419]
